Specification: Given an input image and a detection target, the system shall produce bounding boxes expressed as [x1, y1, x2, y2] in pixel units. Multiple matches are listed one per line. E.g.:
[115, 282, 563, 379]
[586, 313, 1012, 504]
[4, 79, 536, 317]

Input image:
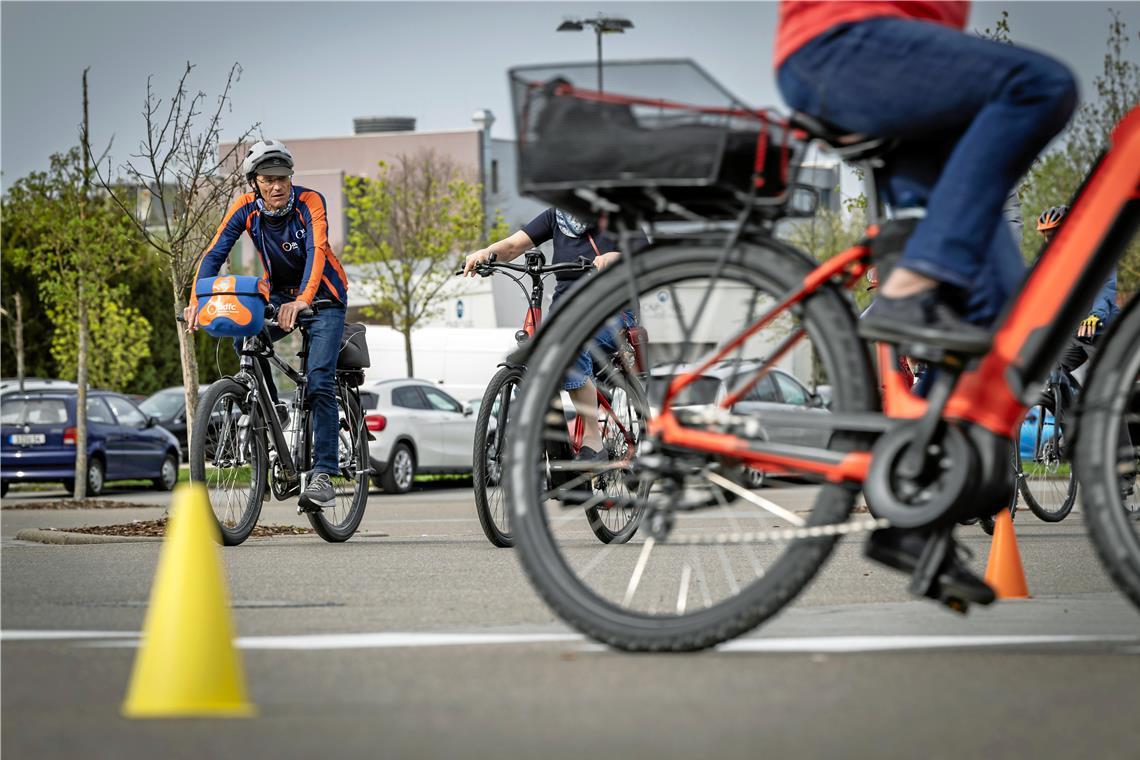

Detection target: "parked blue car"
[0, 390, 181, 497]
[1019, 406, 1057, 460]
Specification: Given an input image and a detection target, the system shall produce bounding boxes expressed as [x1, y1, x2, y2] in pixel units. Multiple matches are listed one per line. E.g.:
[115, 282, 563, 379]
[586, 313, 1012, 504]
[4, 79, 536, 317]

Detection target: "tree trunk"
[74, 282, 89, 500]
[14, 293, 25, 392]
[74, 69, 92, 500]
[172, 278, 201, 461]
[403, 327, 415, 378]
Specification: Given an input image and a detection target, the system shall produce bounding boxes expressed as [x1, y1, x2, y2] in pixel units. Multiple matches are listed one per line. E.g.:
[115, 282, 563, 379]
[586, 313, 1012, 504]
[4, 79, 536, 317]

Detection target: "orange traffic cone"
[984, 509, 1030, 599]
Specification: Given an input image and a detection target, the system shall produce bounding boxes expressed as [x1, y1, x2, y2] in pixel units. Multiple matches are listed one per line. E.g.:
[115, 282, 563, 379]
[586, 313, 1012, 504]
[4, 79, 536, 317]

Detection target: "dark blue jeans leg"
[302, 305, 346, 475]
[777, 17, 1076, 295]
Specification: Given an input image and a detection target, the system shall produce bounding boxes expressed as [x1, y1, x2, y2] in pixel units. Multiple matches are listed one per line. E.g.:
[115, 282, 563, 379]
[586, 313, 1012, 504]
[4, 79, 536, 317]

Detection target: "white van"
[362, 326, 519, 402]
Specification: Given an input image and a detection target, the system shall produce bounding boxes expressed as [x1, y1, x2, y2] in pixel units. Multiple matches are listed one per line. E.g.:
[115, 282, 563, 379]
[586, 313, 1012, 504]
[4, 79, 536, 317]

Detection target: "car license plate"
[9, 434, 45, 446]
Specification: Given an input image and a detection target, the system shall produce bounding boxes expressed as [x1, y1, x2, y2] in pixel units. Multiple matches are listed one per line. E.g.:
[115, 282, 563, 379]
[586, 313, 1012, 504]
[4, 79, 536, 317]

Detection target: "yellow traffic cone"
[122, 483, 254, 718]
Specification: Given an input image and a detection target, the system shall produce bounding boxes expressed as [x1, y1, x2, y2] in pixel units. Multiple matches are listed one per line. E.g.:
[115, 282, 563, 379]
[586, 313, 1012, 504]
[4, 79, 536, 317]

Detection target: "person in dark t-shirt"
[463, 208, 626, 461]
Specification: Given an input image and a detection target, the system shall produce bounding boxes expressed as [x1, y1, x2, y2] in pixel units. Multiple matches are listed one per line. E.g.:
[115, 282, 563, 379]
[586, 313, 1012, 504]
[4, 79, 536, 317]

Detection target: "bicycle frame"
[650, 106, 1140, 485]
[234, 327, 310, 485]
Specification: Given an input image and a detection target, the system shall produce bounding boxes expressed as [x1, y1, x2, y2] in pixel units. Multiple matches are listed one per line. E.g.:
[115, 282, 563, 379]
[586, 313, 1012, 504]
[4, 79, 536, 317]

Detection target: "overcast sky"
[3, 1, 1138, 190]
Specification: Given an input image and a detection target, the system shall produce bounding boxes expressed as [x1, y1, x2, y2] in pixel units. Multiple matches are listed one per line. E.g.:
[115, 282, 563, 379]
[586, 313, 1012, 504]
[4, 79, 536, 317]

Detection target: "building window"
[491, 160, 499, 194]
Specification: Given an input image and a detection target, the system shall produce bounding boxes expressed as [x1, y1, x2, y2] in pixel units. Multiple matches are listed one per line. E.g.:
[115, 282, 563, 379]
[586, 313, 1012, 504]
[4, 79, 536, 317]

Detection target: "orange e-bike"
[502, 58, 1140, 652]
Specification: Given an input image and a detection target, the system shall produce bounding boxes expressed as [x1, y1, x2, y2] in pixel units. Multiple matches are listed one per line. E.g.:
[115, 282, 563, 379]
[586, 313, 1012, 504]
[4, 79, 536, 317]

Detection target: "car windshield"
[647, 375, 722, 407]
[1, 398, 70, 426]
[140, 391, 184, 418]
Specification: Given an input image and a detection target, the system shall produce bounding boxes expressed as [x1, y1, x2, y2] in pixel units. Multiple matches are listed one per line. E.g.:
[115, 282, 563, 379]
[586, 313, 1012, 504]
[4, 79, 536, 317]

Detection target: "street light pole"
[557, 14, 634, 93]
[596, 26, 603, 91]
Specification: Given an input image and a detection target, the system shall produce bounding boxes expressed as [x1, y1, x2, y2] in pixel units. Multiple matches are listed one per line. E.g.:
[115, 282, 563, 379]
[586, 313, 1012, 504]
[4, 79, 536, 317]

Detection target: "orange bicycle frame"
[648, 107, 1140, 485]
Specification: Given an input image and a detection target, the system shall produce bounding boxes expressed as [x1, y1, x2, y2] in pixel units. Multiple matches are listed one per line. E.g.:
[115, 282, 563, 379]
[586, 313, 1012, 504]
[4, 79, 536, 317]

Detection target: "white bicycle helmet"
[242, 139, 294, 180]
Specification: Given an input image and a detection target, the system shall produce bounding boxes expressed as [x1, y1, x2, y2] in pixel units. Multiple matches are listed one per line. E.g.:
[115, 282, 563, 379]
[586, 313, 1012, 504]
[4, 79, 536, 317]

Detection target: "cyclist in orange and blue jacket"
[184, 139, 349, 512]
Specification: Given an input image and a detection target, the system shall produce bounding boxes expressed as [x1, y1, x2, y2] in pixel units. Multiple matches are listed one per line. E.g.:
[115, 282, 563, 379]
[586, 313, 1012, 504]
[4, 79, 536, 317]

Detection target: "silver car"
[362, 379, 478, 494]
[646, 360, 830, 486]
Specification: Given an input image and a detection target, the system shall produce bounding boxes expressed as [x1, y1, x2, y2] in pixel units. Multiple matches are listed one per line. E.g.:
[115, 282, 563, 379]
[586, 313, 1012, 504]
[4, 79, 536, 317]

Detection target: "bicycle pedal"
[936, 593, 970, 615]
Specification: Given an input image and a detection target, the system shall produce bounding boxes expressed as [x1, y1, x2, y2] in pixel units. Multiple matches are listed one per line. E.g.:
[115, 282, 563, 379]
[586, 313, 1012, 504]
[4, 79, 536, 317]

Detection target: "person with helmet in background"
[1037, 204, 1120, 371]
[1035, 204, 1134, 503]
[183, 139, 350, 512]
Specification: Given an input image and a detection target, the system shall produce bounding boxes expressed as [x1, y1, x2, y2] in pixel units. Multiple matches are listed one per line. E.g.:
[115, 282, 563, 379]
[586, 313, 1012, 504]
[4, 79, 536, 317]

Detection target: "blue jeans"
[552, 291, 636, 390]
[241, 292, 346, 475]
[778, 17, 1077, 325]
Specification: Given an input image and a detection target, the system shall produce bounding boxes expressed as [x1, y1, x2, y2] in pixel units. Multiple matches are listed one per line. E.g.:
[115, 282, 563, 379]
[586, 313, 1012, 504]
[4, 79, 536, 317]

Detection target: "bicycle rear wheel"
[473, 364, 523, 547]
[190, 377, 268, 546]
[506, 240, 877, 651]
[1018, 401, 1077, 522]
[306, 383, 369, 542]
[1075, 301, 1140, 610]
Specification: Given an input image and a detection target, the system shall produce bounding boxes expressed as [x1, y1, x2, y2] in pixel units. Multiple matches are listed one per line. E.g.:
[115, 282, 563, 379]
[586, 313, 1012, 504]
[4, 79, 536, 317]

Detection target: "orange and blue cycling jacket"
[189, 186, 349, 312]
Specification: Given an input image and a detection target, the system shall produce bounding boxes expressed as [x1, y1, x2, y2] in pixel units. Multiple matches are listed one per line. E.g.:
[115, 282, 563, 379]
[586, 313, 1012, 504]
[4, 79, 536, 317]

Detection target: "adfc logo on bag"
[199, 275, 253, 328]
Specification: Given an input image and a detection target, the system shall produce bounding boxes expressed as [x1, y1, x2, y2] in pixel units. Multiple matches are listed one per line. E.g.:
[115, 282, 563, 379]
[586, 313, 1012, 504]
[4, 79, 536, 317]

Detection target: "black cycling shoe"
[298, 472, 335, 512]
[865, 528, 996, 606]
[860, 289, 992, 359]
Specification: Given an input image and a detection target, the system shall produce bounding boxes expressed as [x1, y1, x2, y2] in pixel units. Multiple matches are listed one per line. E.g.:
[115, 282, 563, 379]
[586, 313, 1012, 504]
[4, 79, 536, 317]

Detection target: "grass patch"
[413, 473, 472, 483]
[1019, 460, 1072, 479]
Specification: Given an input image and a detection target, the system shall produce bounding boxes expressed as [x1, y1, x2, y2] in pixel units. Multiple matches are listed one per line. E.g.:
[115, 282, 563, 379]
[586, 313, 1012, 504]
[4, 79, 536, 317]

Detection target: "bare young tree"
[343, 151, 506, 376]
[89, 61, 258, 452]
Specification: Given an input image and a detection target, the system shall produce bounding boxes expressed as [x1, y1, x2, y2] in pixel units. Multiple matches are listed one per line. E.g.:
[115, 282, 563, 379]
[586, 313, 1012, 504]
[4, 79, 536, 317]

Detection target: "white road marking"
[3, 630, 1137, 653]
[233, 633, 584, 650]
[713, 635, 1140, 653]
[1, 630, 138, 641]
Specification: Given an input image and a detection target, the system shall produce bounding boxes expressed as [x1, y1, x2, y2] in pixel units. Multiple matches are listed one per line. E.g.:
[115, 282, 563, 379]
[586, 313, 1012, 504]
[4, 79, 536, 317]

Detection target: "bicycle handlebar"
[456, 254, 595, 278]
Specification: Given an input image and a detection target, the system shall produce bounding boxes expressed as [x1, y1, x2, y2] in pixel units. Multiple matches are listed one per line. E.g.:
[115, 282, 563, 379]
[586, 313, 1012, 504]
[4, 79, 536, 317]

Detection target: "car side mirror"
[146, 415, 159, 428]
[809, 394, 826, 409]
[174, 411, 185, 424]
[463, 405, 474, 417]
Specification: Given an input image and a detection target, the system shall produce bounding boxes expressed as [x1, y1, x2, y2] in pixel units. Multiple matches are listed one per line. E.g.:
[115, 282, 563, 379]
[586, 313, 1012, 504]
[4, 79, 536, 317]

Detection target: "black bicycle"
[1016, 368, 1080, 521]
[189, 301, 370, 545]
[466, 249, 650, 548]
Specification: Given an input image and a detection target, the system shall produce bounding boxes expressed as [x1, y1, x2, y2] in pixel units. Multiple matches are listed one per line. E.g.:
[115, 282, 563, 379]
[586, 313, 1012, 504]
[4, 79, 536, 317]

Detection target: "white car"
[361, 379, 478, 494]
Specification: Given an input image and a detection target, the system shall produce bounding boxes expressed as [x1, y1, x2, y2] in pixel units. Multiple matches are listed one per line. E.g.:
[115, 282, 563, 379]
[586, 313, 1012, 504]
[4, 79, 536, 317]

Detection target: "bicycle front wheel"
[584, 379, 650, 544]
[1018, 403, 1077, 522]
[190, 377, 268, 546]
[306, 382, 370, 542]
[473, 364, 523, 547]
[506, 239, 878, 652]
[1075, 301, 1140, 609]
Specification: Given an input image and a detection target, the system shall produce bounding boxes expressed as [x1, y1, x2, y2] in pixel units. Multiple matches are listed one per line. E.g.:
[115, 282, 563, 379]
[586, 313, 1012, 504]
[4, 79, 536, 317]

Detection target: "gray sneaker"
[299, 472, 335, 512]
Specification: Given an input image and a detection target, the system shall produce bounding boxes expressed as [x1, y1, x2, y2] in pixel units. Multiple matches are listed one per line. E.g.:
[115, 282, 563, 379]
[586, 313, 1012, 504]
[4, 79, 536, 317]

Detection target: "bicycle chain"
[656, 516, 891, 546]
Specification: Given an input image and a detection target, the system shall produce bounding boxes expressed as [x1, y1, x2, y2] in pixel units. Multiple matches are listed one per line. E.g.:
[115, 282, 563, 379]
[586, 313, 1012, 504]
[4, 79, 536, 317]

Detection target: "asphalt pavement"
[2, 482, 1138, 759]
